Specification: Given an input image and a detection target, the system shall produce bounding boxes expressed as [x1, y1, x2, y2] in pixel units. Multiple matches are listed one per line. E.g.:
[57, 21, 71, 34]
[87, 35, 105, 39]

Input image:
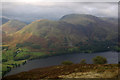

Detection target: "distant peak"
[63, 13, 97, 18]
[35, 19, 49, 22]
[1, 16, 10, 19]
[60, 14, 98, 21]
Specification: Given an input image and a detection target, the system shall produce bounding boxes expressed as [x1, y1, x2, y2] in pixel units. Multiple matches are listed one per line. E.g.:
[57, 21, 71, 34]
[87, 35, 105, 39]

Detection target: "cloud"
[1, 0, 119, 2]
[2, 2, 118, 22]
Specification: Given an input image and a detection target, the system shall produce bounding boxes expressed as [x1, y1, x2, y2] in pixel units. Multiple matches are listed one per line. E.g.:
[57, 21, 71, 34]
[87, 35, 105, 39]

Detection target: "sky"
[1, 2, 118, 22]
[1, 0, 119, 2]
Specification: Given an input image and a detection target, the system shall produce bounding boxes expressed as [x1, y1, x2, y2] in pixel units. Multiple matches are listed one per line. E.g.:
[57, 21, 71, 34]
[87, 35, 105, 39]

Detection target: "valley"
[1, 14, 119, 77]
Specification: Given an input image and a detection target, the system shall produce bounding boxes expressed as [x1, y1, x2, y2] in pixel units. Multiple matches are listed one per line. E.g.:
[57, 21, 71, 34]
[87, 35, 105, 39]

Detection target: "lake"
[6, 51, 118, 76]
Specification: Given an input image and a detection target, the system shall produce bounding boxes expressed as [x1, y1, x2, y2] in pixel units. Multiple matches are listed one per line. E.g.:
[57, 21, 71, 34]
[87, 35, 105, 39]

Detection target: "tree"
[2, 59, 8, 62]
[92, 56, 107, 64]
[80, 59, 87, 64]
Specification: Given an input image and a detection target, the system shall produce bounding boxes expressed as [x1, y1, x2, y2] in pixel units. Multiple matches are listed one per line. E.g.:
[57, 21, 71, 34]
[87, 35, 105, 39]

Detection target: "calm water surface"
[6, 51, 118, 76]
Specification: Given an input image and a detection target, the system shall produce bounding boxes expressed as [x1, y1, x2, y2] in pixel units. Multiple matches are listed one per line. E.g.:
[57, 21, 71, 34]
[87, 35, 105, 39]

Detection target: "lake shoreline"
[3, 64, 119, 79]
[5, 51, 118, 76]
[27, 50, 117, 61]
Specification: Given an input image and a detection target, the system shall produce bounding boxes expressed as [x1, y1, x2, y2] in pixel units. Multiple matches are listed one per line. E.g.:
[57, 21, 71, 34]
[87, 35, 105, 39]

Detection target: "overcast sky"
[1, 2, 118, 22]
[1, 0, 119, 2]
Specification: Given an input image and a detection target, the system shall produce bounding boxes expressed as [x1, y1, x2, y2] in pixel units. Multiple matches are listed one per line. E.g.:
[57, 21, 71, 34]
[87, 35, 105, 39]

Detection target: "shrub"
[61, 60, 73, 65]
[92, 56, 107, 64]
[22, 61, 27, 65]
[2, 59, 8, 62]
[31, 44, 41, 49]
[80, 59, 87, 64]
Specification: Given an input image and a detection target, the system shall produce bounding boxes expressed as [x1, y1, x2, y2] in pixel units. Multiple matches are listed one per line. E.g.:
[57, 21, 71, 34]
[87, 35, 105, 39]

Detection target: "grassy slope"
[2, 47, 46, 76]
[2, 20, 26, 34]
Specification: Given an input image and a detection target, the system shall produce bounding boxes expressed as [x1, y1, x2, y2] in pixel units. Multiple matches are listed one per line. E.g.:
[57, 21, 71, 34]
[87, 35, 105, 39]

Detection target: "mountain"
[60, 14, 99, 26]
[2, 20, 26, 34]
[9, 19, 87, 49]
[6, 14, 117, 53]
[60, 14, 118, 40]
[2, 14, 119, 77]
[60, 14, 117, 29]
[62, 14, 118, 39]
[99, 17, 118, 25]
[0, 17, 9, 25]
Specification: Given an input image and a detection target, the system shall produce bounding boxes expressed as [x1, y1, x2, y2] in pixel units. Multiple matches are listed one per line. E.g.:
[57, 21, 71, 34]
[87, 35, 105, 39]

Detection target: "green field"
[2, 47, 46, 76]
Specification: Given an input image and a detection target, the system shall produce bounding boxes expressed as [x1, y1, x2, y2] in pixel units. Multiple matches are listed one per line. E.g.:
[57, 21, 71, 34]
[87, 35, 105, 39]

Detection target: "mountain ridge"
[3, 14, 118, 53]
[2, 19, 26, 34]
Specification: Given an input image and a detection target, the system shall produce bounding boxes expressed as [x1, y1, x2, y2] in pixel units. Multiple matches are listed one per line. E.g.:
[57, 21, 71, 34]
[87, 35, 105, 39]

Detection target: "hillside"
[99, 17, 118, 26]
[2, 20, 26, 34]
[6, 14, 118, 53]
[60, 14, 117, 33]
[0, 17, 9, 25]
[60, 14, 99, 25]
[11, 19, 87, 48]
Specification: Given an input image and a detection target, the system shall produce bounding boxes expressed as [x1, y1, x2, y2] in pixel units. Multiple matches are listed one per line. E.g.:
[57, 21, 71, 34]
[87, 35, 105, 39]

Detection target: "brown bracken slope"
[2, 64, 119, 80]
